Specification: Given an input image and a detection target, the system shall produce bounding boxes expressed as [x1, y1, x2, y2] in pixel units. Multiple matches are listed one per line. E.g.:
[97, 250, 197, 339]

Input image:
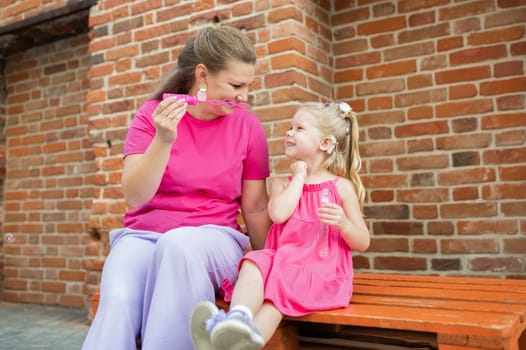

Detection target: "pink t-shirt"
[122, 99, 270, 233]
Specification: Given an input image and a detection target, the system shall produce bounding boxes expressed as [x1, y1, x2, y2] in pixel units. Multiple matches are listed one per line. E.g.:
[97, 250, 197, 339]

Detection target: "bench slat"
[355, 273, 526, 289]
[350, 294, 526, 321]
[354, 278, 526, 295]
[292, 303, 521, 337]
[353, 284, 526, 304]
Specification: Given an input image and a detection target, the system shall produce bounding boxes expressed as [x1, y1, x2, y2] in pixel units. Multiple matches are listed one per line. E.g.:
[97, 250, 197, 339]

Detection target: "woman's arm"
[122, 98, 187, 208]
[319, 179, 370, 252]
[121, 139, 171, 208]
[241, 179, 272, 250]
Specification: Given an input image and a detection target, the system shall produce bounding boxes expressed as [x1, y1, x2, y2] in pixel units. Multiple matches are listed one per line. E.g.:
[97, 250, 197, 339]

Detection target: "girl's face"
[202, 59, 255, 116]
[285, 109, 324, 160]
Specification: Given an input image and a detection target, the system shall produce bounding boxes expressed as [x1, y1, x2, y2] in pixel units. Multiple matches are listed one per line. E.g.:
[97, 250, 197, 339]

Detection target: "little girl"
[190, 102, 370, 350]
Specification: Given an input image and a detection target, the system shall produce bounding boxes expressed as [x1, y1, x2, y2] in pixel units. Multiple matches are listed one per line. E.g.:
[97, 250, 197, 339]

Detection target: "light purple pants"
[81, 225, 249, 350]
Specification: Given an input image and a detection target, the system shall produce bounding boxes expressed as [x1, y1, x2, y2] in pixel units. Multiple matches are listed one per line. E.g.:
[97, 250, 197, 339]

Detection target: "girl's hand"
[319, 203, 348, 232]
[290, 161, 308, 179]
[153, 98, 187, 144]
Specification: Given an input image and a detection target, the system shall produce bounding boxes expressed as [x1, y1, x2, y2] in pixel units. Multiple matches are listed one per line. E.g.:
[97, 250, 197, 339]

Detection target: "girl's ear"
[320, 135, 337, 154]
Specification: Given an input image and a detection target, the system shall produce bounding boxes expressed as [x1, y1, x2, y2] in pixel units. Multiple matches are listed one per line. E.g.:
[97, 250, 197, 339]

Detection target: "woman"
[82, 25, 271, 350]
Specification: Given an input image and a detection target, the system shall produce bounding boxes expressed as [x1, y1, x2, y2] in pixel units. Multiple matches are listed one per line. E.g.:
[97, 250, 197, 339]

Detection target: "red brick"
[399, 23, 449, 44]
[367, 96, 392, 110]
[450, 44, 507, 66]
[496, 95, 524, 111]
[369, 238, 409, 252]
[437, 36, 464, 52]
[395, 88, 447, 108]
[358, 16, 407, 35]
[374, 256, 427, 271]
[407, 74, 433, 90]
[468, 25, 524, 46]
[395, 120, 448, 138]
[482, 112, 526, 129]
[452, 187, 479, 201]
[413, 239, 437, 253]
[436, 133, 491, 150]
[482, 183, 526, 200]
[270, 53, 318, 75]
[499, 165, 526, 181]
[370, 33, 395, 48]
[486, 7, 526, 28]
[469, 257, 524, 272]
[441, 238, 499, 254]
[483, 147, 526, 165]
[370, 190, 394, 202]
[480, 77, 526, 95]
[413, 205, 438, 219]
[268, 37, 306, 55]
[435, 66, 490, 84]
[397, 154, 448, 171]
[436, 99, 493, 118]
[440, 203, 497, 218]
[457, 219, 518, 235]
[439, 0, 494, 21]
[367, 60, 416, 79]
[408, 11, 435, 27]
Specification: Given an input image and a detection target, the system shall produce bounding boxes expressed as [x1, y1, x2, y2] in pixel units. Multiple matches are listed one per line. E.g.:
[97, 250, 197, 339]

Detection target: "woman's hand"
[153, 98, 187, 143]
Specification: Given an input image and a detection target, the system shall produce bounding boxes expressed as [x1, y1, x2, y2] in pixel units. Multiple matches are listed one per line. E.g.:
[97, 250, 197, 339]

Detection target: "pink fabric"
[219, 278, 234, 302]
[240, 178, 354, 317]
[122, 99, 269, 233]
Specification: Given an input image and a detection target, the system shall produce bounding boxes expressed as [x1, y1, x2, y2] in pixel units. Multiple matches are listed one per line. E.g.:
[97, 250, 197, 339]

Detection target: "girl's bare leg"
[231, 261, 283, 342]
[230, 260, 264, 313]
[254, 302, 283, 342]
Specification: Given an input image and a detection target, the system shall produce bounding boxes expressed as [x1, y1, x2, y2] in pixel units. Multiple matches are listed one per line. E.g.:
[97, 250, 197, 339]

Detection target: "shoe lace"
[205, 309, 226, 332]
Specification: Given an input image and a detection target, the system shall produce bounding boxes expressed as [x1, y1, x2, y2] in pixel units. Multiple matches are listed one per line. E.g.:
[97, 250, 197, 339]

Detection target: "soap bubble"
[3, 233, 15, 243]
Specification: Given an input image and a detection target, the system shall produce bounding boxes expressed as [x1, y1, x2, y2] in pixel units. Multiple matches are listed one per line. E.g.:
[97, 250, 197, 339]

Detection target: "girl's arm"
[267, 161, 307, 224]
[319, 178, 370, 252]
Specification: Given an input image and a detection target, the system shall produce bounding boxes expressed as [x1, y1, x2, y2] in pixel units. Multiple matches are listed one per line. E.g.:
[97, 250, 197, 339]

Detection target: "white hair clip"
[326, 134, 337, 154]
[336, 101, 352, 119]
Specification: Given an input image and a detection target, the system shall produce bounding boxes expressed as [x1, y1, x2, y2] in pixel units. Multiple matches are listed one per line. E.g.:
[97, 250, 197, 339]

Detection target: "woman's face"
[202, 59, 255, 116]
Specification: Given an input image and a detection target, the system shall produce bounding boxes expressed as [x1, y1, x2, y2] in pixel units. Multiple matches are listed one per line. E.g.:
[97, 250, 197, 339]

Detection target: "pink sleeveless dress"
[241, 177, 354, 316]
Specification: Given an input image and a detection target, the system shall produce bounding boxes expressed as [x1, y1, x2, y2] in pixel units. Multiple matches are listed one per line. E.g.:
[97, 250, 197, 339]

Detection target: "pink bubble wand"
[162, 93, 251, 109]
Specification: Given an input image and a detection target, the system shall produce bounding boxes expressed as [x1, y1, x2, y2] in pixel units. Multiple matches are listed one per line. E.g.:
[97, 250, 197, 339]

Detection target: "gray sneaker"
[190, 301, 219, 350]
[210, 309, 264, 350]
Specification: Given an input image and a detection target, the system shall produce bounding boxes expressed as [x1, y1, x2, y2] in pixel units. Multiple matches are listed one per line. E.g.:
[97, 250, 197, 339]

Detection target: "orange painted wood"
[350, 294, 525, 317]
[292, 303, 521, 337]
[90, 273, 526, 350]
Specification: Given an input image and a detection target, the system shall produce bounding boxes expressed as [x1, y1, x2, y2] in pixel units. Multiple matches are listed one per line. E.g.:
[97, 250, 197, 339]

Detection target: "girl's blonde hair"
[151, 25, 256, 99]
[300, 102, 365, 211]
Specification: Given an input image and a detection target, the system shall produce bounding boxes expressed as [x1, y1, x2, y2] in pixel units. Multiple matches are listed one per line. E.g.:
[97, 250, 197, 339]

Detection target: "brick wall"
[0, 0, 524, 309]
[1, 34, 93, 307]
[337, 0, 526, 276]
[0, 58, 6, 298]
[0, 0, 71, 26]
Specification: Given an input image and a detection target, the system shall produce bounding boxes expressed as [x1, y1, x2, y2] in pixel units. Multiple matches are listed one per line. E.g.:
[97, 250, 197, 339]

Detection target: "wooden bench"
[90, 272, 526, 350]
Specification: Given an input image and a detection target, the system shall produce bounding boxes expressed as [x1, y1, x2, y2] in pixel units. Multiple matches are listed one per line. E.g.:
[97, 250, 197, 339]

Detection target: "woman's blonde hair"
[151, 25, 256, 99]
[300, 102, 365, 211]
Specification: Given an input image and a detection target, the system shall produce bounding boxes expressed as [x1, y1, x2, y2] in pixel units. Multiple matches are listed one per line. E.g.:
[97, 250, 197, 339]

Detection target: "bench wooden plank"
[292, 303, 521, 337]
[353, 284, 526, 304]
[355, 273, 526, 290]
[351, 295, 526, 320]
